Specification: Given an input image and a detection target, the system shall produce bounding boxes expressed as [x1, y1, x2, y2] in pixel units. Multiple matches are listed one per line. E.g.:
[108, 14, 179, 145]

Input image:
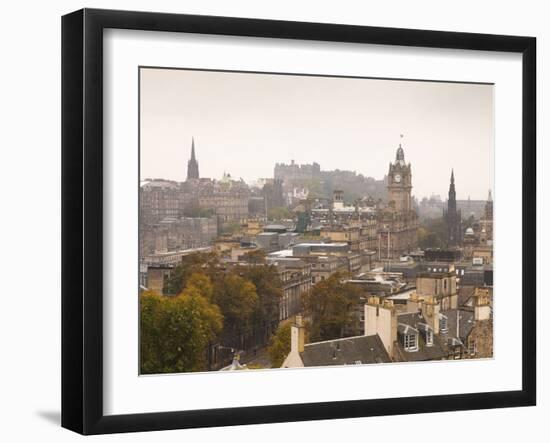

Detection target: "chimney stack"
[473, 288, 491, 321]
[291, 315, 305, 354]
[364, 297, 397, 357]
[422, 295, 441, 334]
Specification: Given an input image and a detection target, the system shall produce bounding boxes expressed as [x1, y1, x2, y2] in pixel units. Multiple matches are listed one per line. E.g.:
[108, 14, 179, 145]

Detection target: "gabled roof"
[301, 334, 390, 367]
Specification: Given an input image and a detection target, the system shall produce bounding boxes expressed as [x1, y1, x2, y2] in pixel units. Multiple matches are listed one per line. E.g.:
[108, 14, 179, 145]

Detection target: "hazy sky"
[140, 67, 494, 200]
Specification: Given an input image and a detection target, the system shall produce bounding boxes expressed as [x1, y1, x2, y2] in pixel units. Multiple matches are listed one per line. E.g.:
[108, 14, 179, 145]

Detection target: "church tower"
[186, 137, 199, 180]
[445, 169, 462, 246]
[387, 143, 412, 212]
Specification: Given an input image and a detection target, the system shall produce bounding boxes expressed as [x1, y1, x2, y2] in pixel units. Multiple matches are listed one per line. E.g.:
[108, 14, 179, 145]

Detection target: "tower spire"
[186, 136, 199, 180]
[446, 168, 461, 247]
[396, 134, 405, 162]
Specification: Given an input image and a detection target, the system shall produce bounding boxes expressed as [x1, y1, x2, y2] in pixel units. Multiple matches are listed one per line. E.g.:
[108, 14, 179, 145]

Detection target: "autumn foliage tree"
[140, 275, 223, 374]
[213, 272, 258, 348]
[268, 323, 291, 368]
[147, 251, 285, 368]
[162, 252, 220, 295]
[303, 272, 362, 342]
[241, 264, 283, 345]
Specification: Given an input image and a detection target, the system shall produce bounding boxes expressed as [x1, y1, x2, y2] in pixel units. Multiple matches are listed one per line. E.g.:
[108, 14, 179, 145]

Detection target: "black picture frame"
[61, 8, 536, 435]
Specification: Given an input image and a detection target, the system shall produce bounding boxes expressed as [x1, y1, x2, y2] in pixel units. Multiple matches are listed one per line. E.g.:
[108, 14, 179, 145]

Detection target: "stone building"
[275, 260, 312, 321]
[377, 144, 419, 259]
[274, 160, 321, 189]
[140, 179, 191, 225]
[363, 289, 493, 362]
[140, 216, 218, 256]
[197, 176, 250, 226]
[140, 140, 251, 241]
[416, 266, 458, 310]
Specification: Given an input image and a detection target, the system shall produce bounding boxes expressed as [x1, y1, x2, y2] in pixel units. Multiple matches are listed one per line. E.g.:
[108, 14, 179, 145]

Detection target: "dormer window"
[404, 333, 418, 351]
[426, 330, 434, 347]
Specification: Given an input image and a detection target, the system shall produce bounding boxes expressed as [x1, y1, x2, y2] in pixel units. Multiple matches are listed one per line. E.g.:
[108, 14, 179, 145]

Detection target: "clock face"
[394, 173, 402, 183]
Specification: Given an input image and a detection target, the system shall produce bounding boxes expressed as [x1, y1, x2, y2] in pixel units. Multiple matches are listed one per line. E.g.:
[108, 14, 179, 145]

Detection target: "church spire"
[448, 169, 456, 196]
[446, 168, 461, 246]
[186, 137, 199, 180]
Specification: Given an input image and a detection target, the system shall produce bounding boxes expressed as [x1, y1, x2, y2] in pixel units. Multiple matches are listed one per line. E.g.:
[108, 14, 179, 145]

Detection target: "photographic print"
[139, 67, 494, 374]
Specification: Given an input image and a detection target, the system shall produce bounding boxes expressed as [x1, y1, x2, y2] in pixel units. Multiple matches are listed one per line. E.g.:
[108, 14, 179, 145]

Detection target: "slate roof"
[457, 286, 477, 307]
[440, 309, 475, 342]
[301, 334, 391, 367]
[395, 312, 448, 362]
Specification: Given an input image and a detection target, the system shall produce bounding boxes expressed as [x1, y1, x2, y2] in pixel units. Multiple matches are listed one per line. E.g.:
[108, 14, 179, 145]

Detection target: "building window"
[404, 333, 418, 351]
[468, 339, 477, 356]
[440, 315, 448, 332]
[426, 330, 433, 347]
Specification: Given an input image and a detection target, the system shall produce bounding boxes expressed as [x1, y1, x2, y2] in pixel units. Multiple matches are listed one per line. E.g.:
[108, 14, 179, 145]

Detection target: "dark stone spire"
[191, 138, 196, 160]
[446, 169, 461, 246]
[448, 169, 456, 204]
[187, 137, 199, 180]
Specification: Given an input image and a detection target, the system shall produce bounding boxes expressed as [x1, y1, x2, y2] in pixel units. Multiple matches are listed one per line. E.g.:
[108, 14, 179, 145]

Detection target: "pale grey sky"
[140, 67, 494, 200]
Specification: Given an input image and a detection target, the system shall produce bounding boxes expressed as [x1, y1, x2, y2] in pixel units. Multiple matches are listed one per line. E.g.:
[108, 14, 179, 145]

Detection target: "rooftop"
[301, 334, 391, 367]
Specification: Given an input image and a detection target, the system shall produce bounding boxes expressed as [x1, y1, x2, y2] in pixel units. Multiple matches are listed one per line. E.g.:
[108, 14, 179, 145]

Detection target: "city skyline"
[140, 67, 494, 200]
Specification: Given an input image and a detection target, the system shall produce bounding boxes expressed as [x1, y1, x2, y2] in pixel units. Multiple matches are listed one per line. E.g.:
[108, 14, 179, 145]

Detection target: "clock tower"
[387, 144, 412, 212]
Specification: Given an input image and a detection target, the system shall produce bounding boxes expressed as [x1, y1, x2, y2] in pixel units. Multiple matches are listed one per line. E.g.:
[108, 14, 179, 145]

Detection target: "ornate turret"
[396, 144, 405, 162]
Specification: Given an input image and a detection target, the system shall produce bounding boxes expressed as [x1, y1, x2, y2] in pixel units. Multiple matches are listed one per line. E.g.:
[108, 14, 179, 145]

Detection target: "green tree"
[140, 285, 223, 374]
[163, 252, 220, 295]
[303, 273, 362, 342]
[418, 217, 448, 249]
[417, 226, 439, 249]
[213, 272, 259, 347]
[241, 264, 283, 341]
[268, 323, 292, 368]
